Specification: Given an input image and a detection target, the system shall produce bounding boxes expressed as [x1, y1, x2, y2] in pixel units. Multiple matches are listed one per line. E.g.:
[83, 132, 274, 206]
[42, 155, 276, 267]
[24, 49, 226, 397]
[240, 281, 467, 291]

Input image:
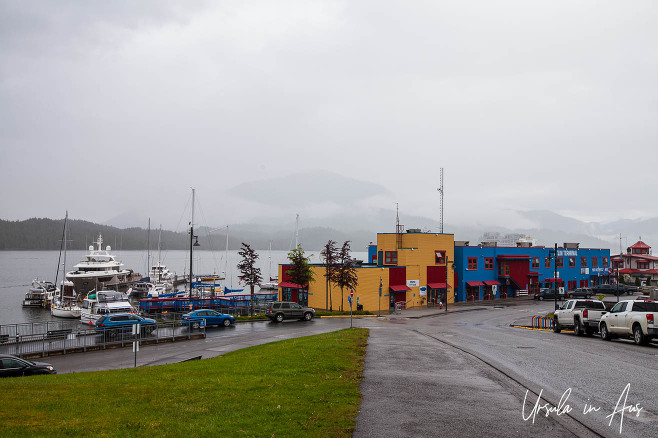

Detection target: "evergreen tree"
[286, 245, 315, 299]
[320, 240, 338, 311]
[237, 243, 263, 316]
[334, 241, 358, 311]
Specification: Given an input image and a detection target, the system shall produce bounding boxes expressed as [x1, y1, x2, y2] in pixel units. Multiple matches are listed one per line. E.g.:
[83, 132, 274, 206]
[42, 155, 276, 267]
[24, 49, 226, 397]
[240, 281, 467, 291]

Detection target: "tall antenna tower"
[395, 203, 403, 249]
[437, 167, 444, 234]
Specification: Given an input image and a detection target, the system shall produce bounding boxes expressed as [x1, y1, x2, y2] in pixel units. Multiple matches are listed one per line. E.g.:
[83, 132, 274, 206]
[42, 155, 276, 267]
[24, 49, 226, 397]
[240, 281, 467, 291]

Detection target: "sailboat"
[259, 241, 278, 290]
[51, 212, 82, 318]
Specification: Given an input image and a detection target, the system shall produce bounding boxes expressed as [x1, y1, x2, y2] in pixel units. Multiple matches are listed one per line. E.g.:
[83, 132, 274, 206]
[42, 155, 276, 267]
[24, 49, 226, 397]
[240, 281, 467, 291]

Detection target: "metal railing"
[0, 321, 205, 358]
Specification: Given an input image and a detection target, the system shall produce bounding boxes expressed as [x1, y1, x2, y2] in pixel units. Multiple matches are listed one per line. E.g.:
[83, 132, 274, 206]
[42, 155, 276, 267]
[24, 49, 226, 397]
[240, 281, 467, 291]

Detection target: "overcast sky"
[1, 1, 657, 231]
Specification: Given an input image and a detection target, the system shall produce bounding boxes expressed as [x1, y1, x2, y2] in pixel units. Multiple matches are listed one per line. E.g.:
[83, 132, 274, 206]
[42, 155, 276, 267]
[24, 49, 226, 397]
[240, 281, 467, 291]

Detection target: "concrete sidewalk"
[353, 325, 576, 438]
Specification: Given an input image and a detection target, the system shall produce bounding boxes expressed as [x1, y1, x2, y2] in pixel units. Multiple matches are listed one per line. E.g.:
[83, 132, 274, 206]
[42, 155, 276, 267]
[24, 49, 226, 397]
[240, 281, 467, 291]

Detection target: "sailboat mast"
[61, 211, 69, 300]
[189, 188, 195, 297]
[294, 214, 299, 248]
[147, 218, 151, 280]
[55, 213, 66, 286]
[158, 225, 162, 283]
[225, 225, 230, 288]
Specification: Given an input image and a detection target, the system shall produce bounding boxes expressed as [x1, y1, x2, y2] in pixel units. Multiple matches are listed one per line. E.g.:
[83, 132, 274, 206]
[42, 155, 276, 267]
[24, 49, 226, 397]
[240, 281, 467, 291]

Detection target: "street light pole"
[378, 276, 382, 317]
[445, 255, 450, 312]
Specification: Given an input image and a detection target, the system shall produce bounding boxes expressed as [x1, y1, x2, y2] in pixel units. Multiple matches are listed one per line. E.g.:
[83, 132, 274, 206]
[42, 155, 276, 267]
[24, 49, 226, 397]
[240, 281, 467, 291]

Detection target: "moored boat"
[66, 234, 136, 297]
[80, 290, 135, 325]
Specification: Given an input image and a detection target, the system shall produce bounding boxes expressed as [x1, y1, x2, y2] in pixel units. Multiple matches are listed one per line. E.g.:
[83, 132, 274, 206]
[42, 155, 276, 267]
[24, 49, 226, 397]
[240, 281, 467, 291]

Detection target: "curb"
[318, 314, 378, 319]
[402, 307, 490, 319]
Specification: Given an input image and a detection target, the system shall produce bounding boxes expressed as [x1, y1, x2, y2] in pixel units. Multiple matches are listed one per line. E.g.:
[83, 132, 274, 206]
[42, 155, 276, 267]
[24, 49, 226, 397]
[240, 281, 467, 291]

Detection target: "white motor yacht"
[66, 234, 133, 297]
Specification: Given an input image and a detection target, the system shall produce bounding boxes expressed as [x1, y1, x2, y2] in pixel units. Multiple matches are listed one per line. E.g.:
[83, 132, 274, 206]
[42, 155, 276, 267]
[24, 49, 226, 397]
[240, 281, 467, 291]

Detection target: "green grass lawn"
[0, 328, 369, 438]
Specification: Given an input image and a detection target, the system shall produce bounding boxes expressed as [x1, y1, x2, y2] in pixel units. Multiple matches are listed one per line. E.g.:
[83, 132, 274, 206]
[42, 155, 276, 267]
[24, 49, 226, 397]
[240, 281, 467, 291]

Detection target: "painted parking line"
[512, 325, 574, 333]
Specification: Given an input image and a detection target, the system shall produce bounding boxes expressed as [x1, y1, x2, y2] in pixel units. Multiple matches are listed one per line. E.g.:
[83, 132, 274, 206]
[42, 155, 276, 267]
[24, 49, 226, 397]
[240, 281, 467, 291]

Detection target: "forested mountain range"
[0, 218, 370, 251]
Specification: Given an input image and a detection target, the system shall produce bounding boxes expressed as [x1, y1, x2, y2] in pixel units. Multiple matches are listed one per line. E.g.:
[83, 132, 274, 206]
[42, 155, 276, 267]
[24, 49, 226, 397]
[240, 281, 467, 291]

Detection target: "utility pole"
[554, 243, 559, 311]
[437, 167, 444, 234]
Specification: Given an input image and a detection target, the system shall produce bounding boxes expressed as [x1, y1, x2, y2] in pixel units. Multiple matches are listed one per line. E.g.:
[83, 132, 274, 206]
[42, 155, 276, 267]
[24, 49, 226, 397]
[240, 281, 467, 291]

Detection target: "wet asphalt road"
[44, 302, 657, 437]
[354, 301, 657, 438]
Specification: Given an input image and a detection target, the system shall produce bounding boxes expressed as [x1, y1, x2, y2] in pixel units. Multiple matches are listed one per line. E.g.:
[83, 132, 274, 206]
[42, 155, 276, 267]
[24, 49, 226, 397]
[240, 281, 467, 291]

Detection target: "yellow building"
[278, 230, 455, 313]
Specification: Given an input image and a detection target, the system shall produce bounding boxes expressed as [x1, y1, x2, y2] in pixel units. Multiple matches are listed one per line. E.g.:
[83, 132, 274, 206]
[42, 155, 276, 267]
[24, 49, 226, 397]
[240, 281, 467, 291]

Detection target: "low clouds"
[1, 1, 657, 228]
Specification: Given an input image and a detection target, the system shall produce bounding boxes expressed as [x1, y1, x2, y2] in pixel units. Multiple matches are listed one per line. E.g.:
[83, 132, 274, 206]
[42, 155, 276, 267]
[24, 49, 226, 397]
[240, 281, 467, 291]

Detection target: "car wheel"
[633, 324, 646, 345]
[538, 296, 543, 301]
[223, 318, 231, 327]
[600, 323, 611, 341]
[553, 318, 561, 333]
[275, 313, 284, 323]
[574, 319, 583, 336]
[303, 312, 313, 321]
[586, 295, 591, 299]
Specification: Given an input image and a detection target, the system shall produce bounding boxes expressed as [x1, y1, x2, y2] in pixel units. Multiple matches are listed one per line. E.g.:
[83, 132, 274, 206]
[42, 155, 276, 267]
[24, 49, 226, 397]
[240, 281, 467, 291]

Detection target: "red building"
[611, 240, 658, 284]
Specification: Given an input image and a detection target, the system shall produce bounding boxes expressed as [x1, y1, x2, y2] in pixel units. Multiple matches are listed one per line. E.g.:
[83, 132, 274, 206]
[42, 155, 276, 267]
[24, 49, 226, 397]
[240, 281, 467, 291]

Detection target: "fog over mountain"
[94, 172, 655, 252]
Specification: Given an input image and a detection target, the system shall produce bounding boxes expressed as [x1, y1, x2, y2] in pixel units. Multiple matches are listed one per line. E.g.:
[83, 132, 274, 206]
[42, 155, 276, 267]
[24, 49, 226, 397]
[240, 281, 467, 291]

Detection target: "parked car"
[553, 299, 608, 336]
[533, 288, 564, 301]
[592, 284, 635, 296]
[567, 288, 593, 299]
[599, 299, 658, 345]
[265, 301, 315, 322]
[181, 309, 235, 328]
[0, 354, 56, 377]
[94, 313, 156, 336]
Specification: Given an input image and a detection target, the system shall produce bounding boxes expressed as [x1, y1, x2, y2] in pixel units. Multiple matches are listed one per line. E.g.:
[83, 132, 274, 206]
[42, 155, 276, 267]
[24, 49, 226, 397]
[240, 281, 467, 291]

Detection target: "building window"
[282, 288, 293, 301]
[581, 257, 587, 267]
[592, 257, 598, 268]
[484, 257, 493, 270]
[435, 251, 445, 264]
[545, 257, 551, 269]
[467, 257, 478, 270]
[603, 257, 609, 267]
[638, 261, 650, 269]
[556, 257, 564, 268]
[385, 251, 398, 265]
[531, 257, 539, 269]
[298, 290, 308, 306]
[568, 257, 575, 268]
[498, 262, 510, 276]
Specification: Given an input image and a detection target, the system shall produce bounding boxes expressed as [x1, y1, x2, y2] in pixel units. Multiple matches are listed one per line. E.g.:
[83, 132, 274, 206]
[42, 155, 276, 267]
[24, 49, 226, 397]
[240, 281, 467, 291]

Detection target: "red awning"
[277, 281, 306, 289]
[483, 280, 500, 286]
[528, 271, 540, 276]
[466, 281, 484, 287]
[496, 255, 530, 259]
[390, 285, 411, 292]
[427, 282, 452, 289]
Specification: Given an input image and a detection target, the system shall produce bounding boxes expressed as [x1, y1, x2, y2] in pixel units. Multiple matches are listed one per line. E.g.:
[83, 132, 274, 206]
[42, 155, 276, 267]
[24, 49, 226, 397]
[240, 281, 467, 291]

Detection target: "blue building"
[453, 243, 611, 302]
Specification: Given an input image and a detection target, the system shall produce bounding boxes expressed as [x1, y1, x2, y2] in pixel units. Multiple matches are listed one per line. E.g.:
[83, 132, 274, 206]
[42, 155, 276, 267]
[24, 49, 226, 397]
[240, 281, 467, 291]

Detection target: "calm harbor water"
[0, 249, 366, 326]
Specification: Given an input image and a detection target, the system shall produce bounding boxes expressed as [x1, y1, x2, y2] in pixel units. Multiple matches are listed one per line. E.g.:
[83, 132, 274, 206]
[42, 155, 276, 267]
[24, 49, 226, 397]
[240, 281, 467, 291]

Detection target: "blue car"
[181, 310, 235, 328]
[95, 313, 157, 336]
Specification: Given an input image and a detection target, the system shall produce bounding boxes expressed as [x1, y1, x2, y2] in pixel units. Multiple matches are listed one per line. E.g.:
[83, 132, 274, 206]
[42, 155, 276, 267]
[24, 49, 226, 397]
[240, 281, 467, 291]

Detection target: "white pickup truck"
[553, 299, 608, 336]
[599, 299, 658, 345]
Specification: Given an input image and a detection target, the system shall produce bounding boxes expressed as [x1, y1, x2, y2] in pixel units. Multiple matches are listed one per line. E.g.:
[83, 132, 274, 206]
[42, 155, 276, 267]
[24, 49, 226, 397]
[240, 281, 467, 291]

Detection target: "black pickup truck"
[591, 284, 637, 296]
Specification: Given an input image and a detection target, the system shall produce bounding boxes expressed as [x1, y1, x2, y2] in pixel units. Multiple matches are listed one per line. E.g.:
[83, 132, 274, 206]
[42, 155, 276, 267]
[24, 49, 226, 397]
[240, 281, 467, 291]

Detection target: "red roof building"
[611, 240, 658, 283]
